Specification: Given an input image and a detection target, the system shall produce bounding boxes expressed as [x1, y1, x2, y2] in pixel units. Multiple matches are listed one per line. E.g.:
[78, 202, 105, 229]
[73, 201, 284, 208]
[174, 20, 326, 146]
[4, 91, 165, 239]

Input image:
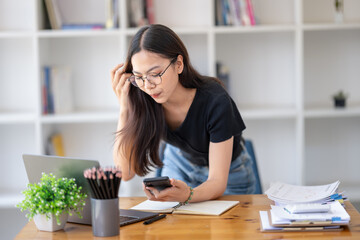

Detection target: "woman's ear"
[176, 55, 184, 74]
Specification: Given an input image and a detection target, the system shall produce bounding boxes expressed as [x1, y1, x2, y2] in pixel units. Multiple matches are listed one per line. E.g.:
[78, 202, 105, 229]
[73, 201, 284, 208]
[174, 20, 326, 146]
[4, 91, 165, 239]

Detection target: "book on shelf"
[41, 0, 52, 30]
[42, 66, 53, 114]
[222, 0, 232, 26]
[239, 0, 251, 26]
[44, 0, 62, 29]
[245, 0, 256, 26]
[131, 200, 239, 216]
[215, 0, 256, 26]
[215, 0, 224, 26]
[128, 0, 155, 27]
[42, 66, 73, 115]
[61, 24, 104, 30]
[146, 0, 155, 25]
[128, 0, 147, 27]
[46, 133, 65, 156]
[105, 0, 119, 29]
[229, 0, 242, 26]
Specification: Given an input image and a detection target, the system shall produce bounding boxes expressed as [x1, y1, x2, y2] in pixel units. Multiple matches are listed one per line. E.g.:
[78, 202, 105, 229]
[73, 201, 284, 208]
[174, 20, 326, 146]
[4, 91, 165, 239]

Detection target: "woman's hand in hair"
[143, 179, 191, 203]
[111, 63, 132, 111]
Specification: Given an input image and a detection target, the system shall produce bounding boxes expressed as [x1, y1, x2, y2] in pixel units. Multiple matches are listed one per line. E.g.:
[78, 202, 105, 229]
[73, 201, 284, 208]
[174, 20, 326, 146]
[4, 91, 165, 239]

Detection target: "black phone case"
[143, 176, 172, 191]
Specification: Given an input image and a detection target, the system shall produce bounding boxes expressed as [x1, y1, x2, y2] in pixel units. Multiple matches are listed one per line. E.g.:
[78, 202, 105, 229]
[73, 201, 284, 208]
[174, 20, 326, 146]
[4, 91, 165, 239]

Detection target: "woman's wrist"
[181, 186, 193, 205]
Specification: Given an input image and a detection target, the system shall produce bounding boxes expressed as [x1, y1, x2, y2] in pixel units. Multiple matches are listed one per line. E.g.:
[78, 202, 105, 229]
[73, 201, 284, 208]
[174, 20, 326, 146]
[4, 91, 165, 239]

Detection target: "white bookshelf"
[0, 0, 359, 207]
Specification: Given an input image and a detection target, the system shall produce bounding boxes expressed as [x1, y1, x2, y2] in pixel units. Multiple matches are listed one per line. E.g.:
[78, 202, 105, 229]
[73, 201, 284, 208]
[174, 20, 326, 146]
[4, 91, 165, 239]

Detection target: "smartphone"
[143, 176, 172, 191]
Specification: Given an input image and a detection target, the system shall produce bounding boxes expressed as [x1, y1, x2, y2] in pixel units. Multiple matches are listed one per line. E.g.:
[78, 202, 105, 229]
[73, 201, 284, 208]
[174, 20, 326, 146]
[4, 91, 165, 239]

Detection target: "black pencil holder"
[91, 198, 119, 237]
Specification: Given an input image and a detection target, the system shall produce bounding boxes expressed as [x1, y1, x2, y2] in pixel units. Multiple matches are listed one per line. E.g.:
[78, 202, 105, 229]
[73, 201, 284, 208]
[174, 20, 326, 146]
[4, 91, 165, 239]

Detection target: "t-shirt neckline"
[167, 88, 199, 133]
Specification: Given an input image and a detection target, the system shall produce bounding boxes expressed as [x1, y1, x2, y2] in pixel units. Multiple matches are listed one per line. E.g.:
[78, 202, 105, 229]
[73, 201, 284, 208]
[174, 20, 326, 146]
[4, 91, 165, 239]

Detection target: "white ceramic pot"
[33, 212, 68, 232]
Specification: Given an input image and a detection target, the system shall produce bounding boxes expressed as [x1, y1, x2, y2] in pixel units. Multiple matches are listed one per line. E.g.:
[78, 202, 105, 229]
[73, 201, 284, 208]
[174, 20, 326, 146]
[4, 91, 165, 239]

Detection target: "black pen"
[143, 214, 166, 225]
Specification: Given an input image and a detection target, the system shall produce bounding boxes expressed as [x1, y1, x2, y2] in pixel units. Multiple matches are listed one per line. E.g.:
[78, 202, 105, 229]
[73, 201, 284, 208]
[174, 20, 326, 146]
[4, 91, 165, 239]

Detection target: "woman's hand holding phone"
[143, 177, 191, 203]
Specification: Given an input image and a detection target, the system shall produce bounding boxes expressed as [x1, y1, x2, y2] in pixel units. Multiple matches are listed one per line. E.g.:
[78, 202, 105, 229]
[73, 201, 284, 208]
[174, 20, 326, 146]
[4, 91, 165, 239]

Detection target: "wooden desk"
[15, 195, 360, 240]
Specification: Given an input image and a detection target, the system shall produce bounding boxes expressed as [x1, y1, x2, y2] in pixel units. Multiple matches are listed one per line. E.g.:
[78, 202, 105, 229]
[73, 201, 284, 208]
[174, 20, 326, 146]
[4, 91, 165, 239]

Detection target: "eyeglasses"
[128, 59, 176, 88]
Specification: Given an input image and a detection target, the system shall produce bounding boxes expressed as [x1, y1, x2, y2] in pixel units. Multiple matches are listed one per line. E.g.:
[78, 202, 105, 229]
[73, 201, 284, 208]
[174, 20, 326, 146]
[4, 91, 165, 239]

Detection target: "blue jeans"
[160, 143, 256, 195]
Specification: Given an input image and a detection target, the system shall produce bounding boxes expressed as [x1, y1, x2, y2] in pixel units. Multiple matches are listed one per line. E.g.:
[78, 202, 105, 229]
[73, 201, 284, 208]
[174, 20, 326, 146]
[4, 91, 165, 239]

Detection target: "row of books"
[215, 0, 256, 26]
[42, 66, 73, 115]
[43, 0, 257, 30]
[44, 0, 118, 30]
[260, 181, 350, 232]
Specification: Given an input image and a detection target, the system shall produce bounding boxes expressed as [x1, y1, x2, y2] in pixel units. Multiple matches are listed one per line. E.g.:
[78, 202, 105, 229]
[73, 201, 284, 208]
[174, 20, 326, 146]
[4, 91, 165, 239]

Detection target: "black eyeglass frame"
[128, 58, 177, 88]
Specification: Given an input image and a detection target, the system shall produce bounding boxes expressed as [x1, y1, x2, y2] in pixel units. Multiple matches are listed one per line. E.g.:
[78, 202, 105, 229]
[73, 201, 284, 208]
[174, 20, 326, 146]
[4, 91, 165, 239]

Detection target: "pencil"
[89, 170, 101, 199]
[115, 172, 122, 197]
[102, 171, 111, 199]
[84, 171, 94, 198]
[97, 170, 108, 199]
[93, 171, 104, 199]
[109, 173, 115, 198]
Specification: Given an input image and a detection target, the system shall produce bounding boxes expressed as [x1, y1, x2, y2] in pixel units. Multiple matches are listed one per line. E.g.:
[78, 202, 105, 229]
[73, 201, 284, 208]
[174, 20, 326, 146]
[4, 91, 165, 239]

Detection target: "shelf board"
[0, 112, 35, 124]
[40, 111, 118, 124]
[124, 26, 209, 36]
[304, 106, 360, 118]
[37, 29, 121, 38]
[240, 108, 297, 120]
[124, 25, 296, 36]
[214, 24, 296, 34]
[0, 31, 33, 39]
[303, 23, 360, 31]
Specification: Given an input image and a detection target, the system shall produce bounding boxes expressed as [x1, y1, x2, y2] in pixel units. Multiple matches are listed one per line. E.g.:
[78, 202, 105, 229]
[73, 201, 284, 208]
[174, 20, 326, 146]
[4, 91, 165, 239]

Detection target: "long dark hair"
[117, 24, 221, 176]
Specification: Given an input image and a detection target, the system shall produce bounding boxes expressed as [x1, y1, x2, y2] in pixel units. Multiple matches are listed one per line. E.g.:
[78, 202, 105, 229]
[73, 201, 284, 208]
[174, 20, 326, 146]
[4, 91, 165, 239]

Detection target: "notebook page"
[130, 200, 178, 213]
[174, 200, 239, 216]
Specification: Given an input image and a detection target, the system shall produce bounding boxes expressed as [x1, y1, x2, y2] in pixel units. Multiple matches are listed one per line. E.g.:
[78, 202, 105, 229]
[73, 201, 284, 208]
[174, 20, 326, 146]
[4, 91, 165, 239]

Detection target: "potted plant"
[334, 0, 344, 23]
[332, 90, 348, 108]
[16, 173, 87, 232]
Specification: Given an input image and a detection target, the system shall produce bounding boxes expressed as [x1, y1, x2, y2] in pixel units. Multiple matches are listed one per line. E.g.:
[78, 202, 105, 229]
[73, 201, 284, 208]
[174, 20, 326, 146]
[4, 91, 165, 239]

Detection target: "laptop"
[23, 154, 158, 226]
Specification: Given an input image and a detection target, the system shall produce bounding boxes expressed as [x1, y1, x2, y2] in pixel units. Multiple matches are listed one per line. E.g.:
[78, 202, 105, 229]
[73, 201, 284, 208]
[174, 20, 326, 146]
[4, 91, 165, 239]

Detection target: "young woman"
[111, 24, 255, 204]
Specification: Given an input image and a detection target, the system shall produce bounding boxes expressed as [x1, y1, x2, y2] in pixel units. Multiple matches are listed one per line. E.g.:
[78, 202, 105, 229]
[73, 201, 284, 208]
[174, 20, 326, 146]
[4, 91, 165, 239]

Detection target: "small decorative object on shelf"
[16, 173, 87, 232]
[332, 90, 348, 108]
[334, 0, 344, 23]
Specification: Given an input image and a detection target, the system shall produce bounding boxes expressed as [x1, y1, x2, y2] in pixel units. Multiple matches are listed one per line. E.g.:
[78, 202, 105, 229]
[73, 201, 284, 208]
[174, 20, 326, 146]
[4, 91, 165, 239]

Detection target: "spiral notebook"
[131, 200, 239, 216]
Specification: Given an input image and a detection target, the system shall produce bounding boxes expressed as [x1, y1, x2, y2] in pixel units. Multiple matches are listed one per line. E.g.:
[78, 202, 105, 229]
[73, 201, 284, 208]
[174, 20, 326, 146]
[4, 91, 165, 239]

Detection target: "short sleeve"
[207, 94, 245, 143]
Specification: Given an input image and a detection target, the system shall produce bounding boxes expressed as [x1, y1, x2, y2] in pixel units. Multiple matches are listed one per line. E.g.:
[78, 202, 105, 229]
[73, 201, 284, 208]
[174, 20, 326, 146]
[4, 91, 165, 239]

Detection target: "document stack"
[259, 181, 350, 232]
[265, 181, 347, 205]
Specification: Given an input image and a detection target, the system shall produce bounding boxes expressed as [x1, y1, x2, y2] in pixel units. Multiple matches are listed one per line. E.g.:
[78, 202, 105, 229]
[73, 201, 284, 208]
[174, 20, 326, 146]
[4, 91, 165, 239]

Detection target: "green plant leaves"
[16, 173, 87, 225]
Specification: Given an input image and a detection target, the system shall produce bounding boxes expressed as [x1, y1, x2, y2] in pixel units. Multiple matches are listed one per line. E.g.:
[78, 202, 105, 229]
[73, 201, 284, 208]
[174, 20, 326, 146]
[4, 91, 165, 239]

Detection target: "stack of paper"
[271, 201, 350, 223]
[265, 181, 342, 205]
[259, 181, 351, 232]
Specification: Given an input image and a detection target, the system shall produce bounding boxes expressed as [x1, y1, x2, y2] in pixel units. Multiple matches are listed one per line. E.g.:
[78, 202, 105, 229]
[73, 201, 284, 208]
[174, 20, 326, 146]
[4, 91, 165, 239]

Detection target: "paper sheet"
[270, 201, 350, 222]
[130, 200, 178, 212]
[265, 181, 340, 203]
[259, 211, 283, 230]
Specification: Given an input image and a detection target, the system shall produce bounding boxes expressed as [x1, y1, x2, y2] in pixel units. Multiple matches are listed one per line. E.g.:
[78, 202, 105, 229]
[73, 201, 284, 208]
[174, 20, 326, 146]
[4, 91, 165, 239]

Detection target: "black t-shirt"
[164, 80, 246, 166]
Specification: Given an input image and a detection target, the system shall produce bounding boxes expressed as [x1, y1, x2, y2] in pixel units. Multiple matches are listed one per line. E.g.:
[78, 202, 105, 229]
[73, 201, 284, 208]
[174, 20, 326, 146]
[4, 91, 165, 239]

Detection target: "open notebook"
[131, 200, 239, 216]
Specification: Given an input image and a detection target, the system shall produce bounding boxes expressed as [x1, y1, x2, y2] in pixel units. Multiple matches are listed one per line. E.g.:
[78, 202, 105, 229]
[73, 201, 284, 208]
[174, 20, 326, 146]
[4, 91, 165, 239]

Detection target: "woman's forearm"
[190, 178, 227, 202]
[113, 108, 135, 181]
